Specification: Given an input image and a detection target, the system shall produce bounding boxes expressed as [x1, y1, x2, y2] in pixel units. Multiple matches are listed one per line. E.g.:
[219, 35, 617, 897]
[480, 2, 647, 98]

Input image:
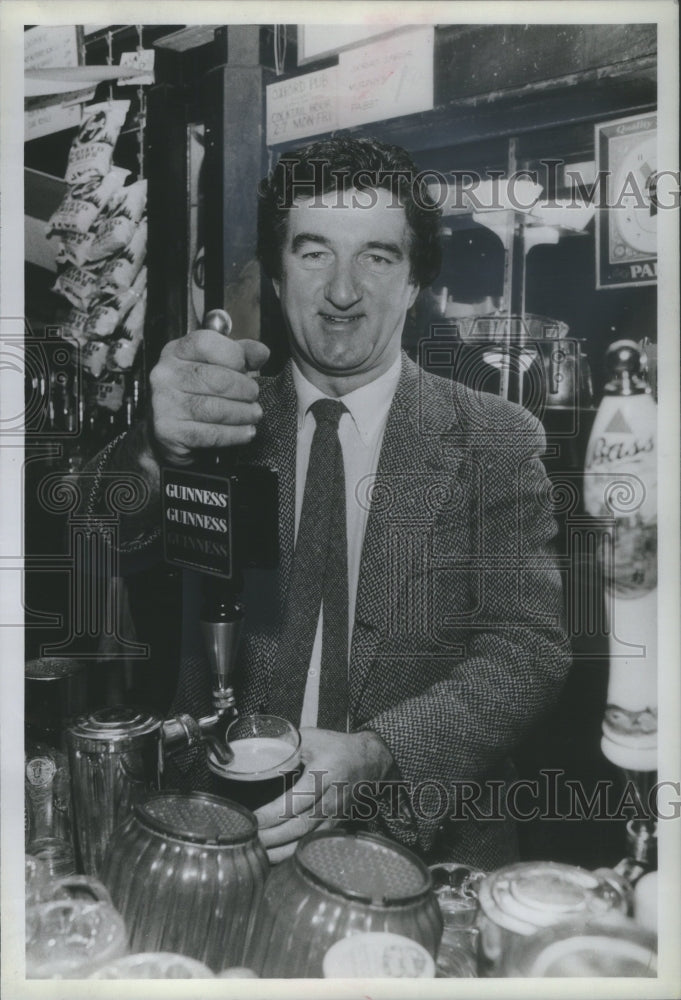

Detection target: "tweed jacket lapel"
[246, 361, 297, 592]
[243, 354, 468, 721]
[349, 353, 465, 718]
[232, 363, 297, 712]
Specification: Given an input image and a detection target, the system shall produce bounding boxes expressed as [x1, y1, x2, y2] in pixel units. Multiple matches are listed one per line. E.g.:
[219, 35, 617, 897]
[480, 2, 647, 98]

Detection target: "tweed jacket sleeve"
[351, 364, 571, 856]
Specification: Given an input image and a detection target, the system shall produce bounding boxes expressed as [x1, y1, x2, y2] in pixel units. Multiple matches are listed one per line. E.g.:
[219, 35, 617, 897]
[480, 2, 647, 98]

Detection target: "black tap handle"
[198, 309, 243, 694]
[200, 309, 234, 473]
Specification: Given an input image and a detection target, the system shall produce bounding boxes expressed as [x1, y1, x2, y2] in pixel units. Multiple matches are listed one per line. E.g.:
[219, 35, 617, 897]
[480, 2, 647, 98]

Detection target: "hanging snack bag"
[108, 289, 147, 372]
[59, 307, 90, 348]
[84, 266, 147, 340]
[89, 180, 147, 261]
[65, 101, 130, 185]
[47, 167, 129, 239]
[95, 373, 126, 413]
[98, 219, 147, 294]
[81, 339, 111, 379]
[54, 231, 97, 269]
[52, 265, 99, 311]
[84, 290, 137, 341]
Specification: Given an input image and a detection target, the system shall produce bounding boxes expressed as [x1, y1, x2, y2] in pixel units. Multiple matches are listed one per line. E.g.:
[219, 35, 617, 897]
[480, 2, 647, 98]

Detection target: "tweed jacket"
[89, 353, 570, 869]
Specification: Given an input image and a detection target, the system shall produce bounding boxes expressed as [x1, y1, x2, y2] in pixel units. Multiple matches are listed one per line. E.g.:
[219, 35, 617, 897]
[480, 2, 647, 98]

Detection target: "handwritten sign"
[118, 50, 155, 87]
[337, 25, 434, 129]
[266, 27, 434, 145]
[25, 103, 84, 142]
[24, 26, 78, 71]
[266, 66, 338, 146]
[25, 27, 83, 140]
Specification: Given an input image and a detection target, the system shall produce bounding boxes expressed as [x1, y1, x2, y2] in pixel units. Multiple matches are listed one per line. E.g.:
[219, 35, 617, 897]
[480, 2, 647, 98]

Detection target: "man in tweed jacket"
[92, 137, 570, 870]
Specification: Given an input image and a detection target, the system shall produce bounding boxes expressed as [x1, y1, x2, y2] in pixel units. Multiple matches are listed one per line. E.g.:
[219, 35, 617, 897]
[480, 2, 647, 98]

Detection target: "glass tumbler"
[25, 898, 128, 978]
[100, 791, 269, 972]
[245, 829, 443, 978]
[90, 952, 215, 978]
[25, 854, 52, 908]
[208, 713, 302, 812]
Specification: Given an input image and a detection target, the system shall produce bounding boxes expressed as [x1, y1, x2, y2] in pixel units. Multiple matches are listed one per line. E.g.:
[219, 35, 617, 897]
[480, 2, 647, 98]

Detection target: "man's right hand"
[148, 330, 271, 465]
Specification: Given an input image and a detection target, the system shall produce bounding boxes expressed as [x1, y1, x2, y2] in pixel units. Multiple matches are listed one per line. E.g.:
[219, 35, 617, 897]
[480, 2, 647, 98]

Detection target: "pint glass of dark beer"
[208, 714, 302, 812]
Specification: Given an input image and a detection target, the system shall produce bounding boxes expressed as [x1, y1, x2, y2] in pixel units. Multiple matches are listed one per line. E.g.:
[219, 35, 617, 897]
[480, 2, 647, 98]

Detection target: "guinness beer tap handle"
[160, 302, 279, 733]
[161, 304, 277, 702]
[202, 309, 234, 474]
[203, 308, 233, 338]
[197, 309, 243, 700]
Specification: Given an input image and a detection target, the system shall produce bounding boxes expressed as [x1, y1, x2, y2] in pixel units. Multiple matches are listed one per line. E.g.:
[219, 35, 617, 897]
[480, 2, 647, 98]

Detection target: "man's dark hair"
[257, 135, 442, 288]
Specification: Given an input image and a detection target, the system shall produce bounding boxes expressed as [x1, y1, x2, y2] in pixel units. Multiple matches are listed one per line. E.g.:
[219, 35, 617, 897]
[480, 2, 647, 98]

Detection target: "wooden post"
[202, 26, 275, 343]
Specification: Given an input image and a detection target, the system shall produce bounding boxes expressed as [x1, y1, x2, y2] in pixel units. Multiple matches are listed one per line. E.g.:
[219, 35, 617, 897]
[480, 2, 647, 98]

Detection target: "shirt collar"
[292, 354, 402, 446]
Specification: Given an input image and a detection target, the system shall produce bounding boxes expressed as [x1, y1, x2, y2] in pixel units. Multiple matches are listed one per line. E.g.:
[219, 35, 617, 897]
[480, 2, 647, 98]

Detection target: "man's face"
[272, 187, 419, 395]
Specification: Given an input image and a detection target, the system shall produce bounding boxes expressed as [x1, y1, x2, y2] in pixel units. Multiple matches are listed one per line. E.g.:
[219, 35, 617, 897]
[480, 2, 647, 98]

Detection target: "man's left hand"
[255, 727, 394, 864]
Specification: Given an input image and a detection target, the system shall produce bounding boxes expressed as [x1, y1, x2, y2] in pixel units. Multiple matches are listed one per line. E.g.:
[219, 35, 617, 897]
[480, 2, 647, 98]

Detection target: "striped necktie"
[270, 398, 349, 731]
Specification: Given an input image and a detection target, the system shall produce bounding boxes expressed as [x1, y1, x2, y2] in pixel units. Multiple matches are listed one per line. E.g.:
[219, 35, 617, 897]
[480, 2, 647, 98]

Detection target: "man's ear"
[407, 283, 419, 310]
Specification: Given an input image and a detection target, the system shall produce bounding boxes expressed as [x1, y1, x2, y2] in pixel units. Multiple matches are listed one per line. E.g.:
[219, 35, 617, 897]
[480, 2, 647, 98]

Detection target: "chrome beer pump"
[163, 307, 256, 764]
[162, 566, 243, 768]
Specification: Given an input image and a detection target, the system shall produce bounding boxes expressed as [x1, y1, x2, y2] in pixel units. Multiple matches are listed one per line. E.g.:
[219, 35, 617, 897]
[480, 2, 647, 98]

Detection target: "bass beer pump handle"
[602, 340, 649, 396]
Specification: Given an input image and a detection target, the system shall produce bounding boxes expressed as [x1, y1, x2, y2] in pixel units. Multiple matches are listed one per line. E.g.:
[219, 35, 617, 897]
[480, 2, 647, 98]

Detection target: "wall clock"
[596, 112, 657, 289]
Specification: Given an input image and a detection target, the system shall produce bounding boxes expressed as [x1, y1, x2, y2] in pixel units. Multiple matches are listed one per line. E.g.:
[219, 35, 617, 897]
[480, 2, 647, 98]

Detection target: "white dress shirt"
[291, 355, 402, 729]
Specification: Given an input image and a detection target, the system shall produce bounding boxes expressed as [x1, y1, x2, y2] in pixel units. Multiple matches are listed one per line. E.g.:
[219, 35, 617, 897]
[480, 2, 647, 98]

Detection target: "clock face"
[612, 135, 657, 256]
[597, 112, 657, 288]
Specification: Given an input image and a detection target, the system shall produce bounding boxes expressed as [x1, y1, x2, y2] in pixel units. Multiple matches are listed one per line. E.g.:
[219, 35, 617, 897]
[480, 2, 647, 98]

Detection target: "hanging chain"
[106, 30, 114, 102]
[136, 24, 145, 180]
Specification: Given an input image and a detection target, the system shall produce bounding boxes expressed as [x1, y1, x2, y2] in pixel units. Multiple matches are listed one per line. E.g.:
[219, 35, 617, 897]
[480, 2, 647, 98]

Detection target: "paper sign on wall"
[266, 25, 434, 146]
[25, 26, 82, 141]
[336, 25, 434, 129]
[24, 26, 79, 71]
[266, 66, 338, 146]
[118, 50, 155, 87]
[25, 103, 84, 142]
